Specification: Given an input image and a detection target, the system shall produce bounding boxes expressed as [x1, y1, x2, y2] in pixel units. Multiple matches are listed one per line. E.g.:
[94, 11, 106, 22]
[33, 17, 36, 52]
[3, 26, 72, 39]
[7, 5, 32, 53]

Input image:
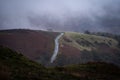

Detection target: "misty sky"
[0, 0, 120, 34]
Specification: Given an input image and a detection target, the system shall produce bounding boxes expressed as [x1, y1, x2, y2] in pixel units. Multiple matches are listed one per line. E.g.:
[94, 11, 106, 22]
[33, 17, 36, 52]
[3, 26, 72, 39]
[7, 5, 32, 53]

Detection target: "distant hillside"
[0, 29, 59, 65]
[53, 32, 120, 66]
[84, 31, 120, 48]
[0, 46, 120, 80]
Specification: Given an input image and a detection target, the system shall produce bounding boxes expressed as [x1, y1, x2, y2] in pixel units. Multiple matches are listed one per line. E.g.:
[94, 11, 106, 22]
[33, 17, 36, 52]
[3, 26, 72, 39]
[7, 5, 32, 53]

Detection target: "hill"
[0, 29, 59, 65]
[53, 32, 120, 66]
[0, 46, 120, 80]
[0, 29, 120, 66]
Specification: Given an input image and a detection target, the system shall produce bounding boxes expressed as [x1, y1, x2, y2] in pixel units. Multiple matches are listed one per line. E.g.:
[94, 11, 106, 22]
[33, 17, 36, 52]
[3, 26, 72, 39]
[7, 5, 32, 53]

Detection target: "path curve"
[50, 33, 64, 63]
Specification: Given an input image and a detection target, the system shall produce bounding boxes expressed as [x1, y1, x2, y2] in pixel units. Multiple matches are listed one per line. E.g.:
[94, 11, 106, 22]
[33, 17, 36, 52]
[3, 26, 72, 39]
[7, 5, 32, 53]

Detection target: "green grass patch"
[61, 32, 118, 51]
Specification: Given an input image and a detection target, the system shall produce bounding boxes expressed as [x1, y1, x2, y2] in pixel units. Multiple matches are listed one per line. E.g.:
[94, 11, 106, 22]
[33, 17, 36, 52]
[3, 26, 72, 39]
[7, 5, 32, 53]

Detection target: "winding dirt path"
[50, 33, 64, 63]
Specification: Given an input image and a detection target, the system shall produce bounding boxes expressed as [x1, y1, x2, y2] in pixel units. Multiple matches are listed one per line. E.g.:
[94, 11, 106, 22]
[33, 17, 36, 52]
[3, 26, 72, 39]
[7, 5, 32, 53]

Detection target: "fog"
[0, 0, 120, 34]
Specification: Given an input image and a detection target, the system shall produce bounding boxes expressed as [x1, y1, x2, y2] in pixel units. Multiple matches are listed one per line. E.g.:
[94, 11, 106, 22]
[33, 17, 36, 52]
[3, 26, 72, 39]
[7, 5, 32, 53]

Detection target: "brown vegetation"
[60, 44, 80, 56]
[0, 29, 58, 65]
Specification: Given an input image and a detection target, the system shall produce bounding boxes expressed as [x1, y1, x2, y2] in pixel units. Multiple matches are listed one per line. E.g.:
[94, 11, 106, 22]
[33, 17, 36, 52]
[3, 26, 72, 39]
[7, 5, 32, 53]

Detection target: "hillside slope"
[0, 46, 120, 80]
[0, 29, 120, 66]
[0, 46, 80, 80]
[53, 32, 120, 66]
[0, 29, 59, 65]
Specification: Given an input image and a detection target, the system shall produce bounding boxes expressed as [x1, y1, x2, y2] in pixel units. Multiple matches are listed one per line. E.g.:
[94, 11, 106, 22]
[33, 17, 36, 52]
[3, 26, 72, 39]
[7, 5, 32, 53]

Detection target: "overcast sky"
[0, 0, 120, 33]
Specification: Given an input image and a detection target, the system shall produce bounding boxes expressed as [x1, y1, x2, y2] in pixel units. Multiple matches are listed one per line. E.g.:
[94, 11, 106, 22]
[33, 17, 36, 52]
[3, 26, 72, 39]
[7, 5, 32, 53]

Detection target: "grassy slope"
[54, 32, 120, 66]
[62, 32, 118, 51]
[0, 46, 120, 80]
[0, 46, 79, 80]
[63, 62, 120, 80]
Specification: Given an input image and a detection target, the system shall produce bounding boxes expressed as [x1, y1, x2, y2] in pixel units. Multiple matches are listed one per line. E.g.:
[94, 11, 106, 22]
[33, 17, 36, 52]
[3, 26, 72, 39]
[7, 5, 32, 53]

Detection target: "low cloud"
[0, 0, 120, 34]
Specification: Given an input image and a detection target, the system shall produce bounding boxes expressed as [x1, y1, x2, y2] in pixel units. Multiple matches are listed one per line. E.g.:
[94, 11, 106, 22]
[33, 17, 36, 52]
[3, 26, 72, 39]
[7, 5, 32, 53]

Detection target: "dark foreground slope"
[0, 46, 79, 80]
[0, 46, 120, 80]
[0, 29, 59, 65]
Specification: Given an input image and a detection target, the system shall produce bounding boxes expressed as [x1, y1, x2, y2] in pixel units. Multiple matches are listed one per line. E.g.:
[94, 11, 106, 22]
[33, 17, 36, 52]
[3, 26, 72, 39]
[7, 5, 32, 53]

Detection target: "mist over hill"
[0, 0, 120, 34]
